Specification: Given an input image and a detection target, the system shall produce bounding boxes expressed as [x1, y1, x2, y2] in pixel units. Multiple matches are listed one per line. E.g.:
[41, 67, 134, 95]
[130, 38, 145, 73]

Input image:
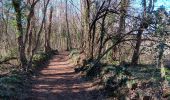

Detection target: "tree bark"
[83, 0, 90, 57]
[12, 0, 27, 70]
[27, 0, 50, 69]
[45, 6, 53, 52]
[131, 0, 146, 65]
[65, 0, 72, 51]
[131, 29, 143, 65]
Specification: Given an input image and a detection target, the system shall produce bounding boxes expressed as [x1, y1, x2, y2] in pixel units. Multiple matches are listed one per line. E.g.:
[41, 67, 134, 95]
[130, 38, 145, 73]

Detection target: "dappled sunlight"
[29, 52, 96, 99]
[1, 0, 170, 99]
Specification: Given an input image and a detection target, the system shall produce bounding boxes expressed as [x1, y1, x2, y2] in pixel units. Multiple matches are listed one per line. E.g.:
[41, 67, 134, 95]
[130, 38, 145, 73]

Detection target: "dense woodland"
[0, 0, 170, 99]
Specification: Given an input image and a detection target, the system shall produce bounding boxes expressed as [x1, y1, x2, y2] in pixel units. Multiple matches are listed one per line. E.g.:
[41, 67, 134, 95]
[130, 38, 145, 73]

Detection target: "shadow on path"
[26, 52, 100, 100]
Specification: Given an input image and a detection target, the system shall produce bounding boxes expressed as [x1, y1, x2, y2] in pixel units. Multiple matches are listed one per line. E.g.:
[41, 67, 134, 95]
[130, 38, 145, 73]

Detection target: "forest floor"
[1, 51, 169, 99]
[26, 52, 102, 100]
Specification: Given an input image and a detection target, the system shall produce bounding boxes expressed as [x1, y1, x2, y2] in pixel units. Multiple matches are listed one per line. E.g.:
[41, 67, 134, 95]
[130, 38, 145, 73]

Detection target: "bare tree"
[65, 0, 72, 50]
[12, 0, 27, 69]
[44, 6, 53, 52]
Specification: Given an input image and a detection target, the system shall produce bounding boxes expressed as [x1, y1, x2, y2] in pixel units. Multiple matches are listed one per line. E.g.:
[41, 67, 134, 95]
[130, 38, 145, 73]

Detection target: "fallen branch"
[0, 57, 17, 64]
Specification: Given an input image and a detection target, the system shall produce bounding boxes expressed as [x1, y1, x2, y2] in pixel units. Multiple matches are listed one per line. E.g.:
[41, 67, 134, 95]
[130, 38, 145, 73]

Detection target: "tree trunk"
[18, 37, 27, 69]
[131, 29, 143, 65]
[27, 29, 33, 55]
[131, 0, 146, 65]
[27, 0, 50, 69]
[65, 0, 72, 51]
[45, 6, 53, 52]
[12, 0, 27, 70]
[83, 0, 90, 57]
[98, 12, 107, 58]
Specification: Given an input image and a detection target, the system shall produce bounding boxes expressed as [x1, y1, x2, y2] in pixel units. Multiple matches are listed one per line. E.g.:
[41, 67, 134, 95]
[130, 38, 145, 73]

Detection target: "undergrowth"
[0, 50, 57, 99]
[0, 71, 29, 99]
[74, 58, 170, 99]
[32, 50, 58, 68]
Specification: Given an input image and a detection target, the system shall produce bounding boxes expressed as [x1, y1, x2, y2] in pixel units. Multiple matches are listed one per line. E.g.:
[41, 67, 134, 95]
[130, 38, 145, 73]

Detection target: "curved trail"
[28, 52, 99, 100]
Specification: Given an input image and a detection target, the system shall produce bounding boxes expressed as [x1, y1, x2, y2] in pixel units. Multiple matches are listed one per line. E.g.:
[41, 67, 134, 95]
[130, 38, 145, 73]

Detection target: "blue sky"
[132, 0, 170, 11]
[70, 0, 170, 12]
[155, 0, 170, 11]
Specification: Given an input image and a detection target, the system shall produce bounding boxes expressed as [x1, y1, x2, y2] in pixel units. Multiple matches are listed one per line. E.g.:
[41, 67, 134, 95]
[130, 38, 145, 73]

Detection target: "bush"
[0, 74, 24, 99]
[33, 53, 47, 63]
[69, 49, 79, 58]
[32, 50, 57, 68]
[76, 59, 108, 79]
[85, 62, 104, 78]
[101, 65, 131, 97]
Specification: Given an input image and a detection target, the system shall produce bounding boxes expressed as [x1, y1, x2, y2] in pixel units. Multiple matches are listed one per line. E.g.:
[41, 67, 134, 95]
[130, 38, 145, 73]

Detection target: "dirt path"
[28, 52, 100, 100]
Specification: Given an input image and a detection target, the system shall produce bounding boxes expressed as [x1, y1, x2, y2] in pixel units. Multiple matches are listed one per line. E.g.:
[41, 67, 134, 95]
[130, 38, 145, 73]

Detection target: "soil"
[26, 52, 102, 100]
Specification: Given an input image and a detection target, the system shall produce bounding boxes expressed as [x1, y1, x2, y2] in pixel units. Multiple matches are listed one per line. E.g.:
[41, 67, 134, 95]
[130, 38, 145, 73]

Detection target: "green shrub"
[32, 51, 55, 67]
[0, 74, 23, 99]
[69, 49, 79, 58]
[83, 61, 108, 79]
[101, 65, 131, 97]
[33, 53, 47, 62]
[0, 75, 22, 84]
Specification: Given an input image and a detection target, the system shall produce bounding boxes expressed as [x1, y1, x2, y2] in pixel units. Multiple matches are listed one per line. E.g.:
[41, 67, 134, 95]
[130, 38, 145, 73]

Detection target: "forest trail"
[28, 52, 99, 100]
